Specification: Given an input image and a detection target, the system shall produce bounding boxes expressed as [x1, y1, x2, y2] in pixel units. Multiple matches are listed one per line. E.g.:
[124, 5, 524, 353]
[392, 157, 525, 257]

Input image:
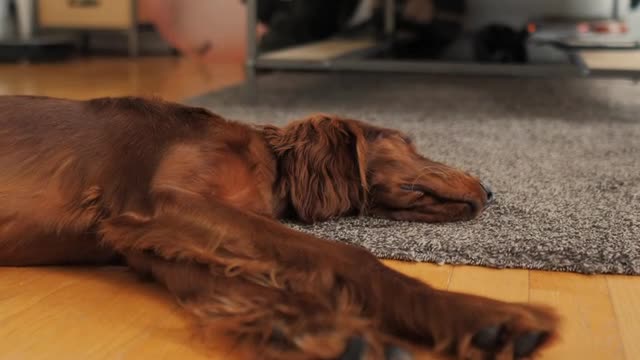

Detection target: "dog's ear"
[264, 115, 369, 223]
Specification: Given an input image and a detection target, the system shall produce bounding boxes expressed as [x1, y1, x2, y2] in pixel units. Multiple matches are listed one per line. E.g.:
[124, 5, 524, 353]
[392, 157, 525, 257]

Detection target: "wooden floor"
[0, 56, 638, 360]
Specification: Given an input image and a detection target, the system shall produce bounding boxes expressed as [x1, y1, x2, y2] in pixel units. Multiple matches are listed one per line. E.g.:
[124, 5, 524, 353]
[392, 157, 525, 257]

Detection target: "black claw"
[514, 331, 549, 358]
[385, 345, 413, 360]
[339, 337, 367, 360]
[471, 325, 508, 351]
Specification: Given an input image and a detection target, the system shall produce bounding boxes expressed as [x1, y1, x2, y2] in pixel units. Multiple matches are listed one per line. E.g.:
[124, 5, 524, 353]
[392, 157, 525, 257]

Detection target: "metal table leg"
[384, 0, 395, 37]
[245, 0, 258, 93]
[127, 0, 139, 57]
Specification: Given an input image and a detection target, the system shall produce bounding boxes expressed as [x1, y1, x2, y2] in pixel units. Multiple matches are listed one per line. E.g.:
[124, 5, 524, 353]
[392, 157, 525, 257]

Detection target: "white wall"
[465, 0, 632, 29]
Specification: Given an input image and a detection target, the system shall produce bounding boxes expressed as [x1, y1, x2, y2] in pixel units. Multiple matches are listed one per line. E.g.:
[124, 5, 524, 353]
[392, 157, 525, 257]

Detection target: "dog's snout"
[480, 181, 495, 204]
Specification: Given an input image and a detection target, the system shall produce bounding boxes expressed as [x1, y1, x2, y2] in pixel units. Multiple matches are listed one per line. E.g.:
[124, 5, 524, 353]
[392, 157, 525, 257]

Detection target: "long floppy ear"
[263, 114, 369, 223]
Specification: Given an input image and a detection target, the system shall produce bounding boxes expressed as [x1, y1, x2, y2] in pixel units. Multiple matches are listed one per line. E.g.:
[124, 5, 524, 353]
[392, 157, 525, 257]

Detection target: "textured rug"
[188, 72, 640, 275]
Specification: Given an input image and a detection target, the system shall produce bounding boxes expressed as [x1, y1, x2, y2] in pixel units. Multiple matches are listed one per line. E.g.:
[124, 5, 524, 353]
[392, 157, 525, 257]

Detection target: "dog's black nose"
[480, 181, 494, 204]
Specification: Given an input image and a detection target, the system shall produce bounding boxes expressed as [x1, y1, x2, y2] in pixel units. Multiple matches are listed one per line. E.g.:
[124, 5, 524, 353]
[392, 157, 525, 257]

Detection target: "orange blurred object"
[591, 21, 628, 33]
[527, 22, 536, 33]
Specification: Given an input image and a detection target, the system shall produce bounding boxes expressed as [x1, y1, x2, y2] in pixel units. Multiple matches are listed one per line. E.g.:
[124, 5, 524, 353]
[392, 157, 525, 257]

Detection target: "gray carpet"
[188, 72, 640, 275]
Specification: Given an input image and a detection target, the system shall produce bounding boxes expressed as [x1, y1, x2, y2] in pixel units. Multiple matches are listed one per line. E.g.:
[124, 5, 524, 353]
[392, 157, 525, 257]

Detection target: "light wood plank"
[529, 271, 625, 360]
[0, 57, 244, 102]
[607, 275, 640, 360]
[447, 265, 529, 303]
[0, 268, 249, 360]
[383, 260, 452, 290]
[259, 38, 376, 61]
[580, 50, 640, 71]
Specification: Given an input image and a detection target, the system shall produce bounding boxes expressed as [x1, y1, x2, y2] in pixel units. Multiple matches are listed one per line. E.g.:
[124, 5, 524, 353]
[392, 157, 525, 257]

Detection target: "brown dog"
[0, 95, 558, 360]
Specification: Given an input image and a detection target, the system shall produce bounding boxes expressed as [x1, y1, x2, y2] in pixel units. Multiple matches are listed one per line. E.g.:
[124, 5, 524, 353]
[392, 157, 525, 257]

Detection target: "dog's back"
[0, 96, 216, 265]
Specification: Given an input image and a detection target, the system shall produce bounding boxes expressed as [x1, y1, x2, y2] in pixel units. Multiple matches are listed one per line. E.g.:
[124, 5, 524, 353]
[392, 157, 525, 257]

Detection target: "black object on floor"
[473, 24, 529, 63]
[0, 35, 76, 63]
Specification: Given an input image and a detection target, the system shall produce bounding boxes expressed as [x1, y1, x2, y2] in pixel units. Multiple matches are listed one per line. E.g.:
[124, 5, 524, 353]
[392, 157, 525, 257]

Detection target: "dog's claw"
[339, 337, 367, 360]
[385, 345, 412, 360]
[514, 331, 549, 358]
[471, 324, 507, 351]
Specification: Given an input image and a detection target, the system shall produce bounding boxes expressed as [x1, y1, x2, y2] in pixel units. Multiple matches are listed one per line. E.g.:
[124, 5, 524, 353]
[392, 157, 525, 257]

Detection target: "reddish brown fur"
[0, 96, 559, 360]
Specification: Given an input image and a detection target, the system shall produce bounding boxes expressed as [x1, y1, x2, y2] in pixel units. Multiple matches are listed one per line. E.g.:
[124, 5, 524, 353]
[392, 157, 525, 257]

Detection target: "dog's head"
[264, 114, 493, 223]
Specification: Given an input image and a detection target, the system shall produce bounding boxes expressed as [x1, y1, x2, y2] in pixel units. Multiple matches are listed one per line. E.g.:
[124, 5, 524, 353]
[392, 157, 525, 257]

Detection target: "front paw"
[338, 337, 413, 360]
[439, 294, 559, 359]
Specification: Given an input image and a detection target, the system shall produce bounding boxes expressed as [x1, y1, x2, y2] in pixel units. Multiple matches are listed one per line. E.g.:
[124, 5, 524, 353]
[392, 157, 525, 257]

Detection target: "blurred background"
[0, 0, 638, 66]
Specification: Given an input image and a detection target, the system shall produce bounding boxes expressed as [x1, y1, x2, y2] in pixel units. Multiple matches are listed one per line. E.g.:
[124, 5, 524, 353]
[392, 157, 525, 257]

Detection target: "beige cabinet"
[37, 0, 138, 55]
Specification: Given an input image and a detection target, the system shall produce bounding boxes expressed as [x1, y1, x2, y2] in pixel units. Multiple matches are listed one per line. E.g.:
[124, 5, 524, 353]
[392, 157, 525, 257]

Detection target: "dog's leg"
[100, 191, 397, 360]
[100, 191, 558, 360]
[124, 252, 399, 360]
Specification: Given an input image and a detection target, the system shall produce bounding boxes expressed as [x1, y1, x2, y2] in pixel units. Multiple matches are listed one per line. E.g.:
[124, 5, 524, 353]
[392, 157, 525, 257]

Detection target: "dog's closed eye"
[400, 184, 426, 194]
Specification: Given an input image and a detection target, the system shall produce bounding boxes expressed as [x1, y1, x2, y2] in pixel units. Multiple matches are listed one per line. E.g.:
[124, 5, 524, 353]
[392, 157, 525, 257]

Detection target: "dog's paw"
[339, 337, 413, 360]
[449, 300, 559, 360]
